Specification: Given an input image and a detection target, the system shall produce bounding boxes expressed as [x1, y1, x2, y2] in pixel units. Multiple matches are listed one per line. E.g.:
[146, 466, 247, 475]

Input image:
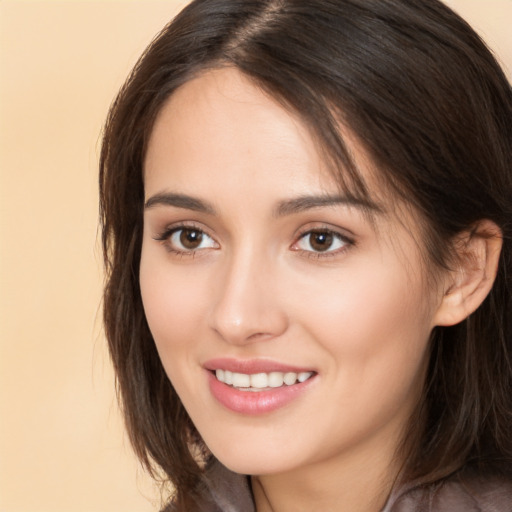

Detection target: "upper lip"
[203, 357, 315, 374]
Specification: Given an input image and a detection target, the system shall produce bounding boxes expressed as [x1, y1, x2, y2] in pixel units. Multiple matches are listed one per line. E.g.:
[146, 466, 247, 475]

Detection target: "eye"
[156, 226, 218, 253]
[294, 229, 349, 254]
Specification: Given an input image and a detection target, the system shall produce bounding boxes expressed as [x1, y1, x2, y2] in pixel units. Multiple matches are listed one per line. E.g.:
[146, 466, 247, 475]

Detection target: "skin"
[140, 68, 457, 512]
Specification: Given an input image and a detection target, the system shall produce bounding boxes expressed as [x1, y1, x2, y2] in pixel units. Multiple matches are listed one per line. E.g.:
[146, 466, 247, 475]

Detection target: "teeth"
[284, 372, 297, 385]
[250, 373, 268, 388]
[268, 372, 284, 387]
[298, 372, 312, 383]
[232, 372, 250, 388]
[215, 370, 314, 389]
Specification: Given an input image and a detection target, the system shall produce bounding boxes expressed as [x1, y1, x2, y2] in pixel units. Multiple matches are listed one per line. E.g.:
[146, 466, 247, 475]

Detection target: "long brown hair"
[99, 0, 512, 508]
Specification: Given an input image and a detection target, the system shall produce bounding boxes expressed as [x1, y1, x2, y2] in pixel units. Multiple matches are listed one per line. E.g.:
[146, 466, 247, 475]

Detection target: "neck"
[250, 431, 403, 512]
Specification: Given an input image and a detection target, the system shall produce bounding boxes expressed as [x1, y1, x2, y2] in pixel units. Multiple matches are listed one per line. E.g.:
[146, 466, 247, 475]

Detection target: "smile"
[206, 363, 317, 415]
[214, 369, 314, 391]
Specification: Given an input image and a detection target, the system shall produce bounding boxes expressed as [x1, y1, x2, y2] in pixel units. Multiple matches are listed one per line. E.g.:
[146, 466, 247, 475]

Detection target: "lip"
[204, 358, 317, 415]
[203, 357, 314, 374]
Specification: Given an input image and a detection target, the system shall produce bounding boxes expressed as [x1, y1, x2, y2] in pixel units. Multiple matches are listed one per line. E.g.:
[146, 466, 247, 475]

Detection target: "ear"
[433, 220, 502, 327]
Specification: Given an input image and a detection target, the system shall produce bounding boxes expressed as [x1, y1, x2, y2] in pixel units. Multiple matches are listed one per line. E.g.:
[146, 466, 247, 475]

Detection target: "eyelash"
[292, 226, 354, 259]
[153, 224, 354, 259]
[153, 223, 217, 258]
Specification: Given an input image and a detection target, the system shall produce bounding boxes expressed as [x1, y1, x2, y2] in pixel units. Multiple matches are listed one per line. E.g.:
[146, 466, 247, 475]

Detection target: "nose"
[208, 249, 289, 346]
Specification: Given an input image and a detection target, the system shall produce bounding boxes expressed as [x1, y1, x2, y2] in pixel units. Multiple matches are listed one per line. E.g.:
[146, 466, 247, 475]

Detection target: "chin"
[215, 453, 291, 476]
[204, 433, 306, 476]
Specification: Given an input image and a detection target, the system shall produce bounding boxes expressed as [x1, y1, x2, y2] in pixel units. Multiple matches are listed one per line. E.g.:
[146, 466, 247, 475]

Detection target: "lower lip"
[207, 371, 316, 415]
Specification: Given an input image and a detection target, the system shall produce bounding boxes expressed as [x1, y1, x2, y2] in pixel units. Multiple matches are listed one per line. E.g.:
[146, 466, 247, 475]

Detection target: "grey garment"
[383, 467, 512, 512]
[163, 461, 255, 512]
[194, 460, 256, 512]
[169, 459, 512, 511]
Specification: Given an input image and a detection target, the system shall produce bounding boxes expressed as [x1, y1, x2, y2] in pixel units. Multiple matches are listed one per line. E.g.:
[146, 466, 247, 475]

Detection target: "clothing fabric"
[166, 459, 512, 511]
[382, 467, 512, 512]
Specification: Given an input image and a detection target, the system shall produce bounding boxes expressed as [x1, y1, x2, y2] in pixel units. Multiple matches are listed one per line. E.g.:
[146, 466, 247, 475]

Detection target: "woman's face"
[140, 68, 444, 476]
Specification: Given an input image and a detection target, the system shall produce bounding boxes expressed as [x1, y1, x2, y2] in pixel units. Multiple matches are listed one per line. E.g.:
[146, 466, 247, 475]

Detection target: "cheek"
[293, 259, 433, 394]
[302, 272, 432, 452]
[296, 258, 430, 342]
[139, 249, 209, 353]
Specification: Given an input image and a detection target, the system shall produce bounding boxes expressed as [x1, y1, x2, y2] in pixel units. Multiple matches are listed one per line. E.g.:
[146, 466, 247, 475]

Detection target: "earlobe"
[433, 220, 502, 327]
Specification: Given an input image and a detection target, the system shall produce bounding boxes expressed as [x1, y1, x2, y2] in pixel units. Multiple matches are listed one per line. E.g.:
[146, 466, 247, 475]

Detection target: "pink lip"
[204, 358, 317, 415]
[203, 357, 313, 374]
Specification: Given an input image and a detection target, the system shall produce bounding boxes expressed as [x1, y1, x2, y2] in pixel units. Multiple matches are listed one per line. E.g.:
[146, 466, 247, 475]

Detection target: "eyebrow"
[144, 192, 216, 214]
[274, 194, 384, 217]
[144, 191, 384, 217]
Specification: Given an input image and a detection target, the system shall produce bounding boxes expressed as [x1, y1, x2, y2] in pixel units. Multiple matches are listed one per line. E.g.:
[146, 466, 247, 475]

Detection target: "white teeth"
[250, 373, 268, 388]
[214, 370, 314, 389]
[298, 371, 313, 382]
[232, 373, 250, 388]
[268, 372, 284, 387]
[284, 372, 297, 385]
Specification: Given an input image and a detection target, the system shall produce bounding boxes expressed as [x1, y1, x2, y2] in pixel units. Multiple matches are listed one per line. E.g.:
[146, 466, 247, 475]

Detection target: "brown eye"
[179, 228, 203, 249]
[165, 227, 217, 252]
[309, 231, 334, 252]
[295, 229, 349, 254]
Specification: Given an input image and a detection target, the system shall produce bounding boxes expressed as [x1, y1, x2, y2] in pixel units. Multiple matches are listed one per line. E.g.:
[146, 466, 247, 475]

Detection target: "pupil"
[180, 229, 202, 249]
[311, 232, 333, 252]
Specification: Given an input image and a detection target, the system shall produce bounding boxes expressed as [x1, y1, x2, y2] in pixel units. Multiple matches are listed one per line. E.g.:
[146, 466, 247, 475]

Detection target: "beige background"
[0, 1, 510, 511]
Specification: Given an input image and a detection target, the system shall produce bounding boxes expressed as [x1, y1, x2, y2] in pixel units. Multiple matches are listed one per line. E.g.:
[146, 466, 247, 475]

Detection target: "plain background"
[0, 1, 510, 511]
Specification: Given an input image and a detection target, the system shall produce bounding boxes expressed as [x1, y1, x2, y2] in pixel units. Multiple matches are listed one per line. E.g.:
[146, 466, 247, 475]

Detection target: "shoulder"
[387, 466, 512, 512]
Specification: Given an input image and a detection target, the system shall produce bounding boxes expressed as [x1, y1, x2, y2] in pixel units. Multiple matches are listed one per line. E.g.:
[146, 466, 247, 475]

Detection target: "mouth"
[213, 369, 315, 391]
[204, 359, 318, 414]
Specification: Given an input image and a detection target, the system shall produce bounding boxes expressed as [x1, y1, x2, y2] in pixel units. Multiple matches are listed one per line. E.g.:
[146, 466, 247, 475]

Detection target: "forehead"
[145, 68, 331, 194]
[144, 67, 395, 224]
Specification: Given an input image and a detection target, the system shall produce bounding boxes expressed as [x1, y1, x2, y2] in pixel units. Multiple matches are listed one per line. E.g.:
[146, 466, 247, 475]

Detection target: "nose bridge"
[209, 242, 287, 344]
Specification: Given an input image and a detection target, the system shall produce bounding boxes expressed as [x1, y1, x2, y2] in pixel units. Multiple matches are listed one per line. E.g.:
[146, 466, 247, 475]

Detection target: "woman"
[99, 0, 512, 510]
